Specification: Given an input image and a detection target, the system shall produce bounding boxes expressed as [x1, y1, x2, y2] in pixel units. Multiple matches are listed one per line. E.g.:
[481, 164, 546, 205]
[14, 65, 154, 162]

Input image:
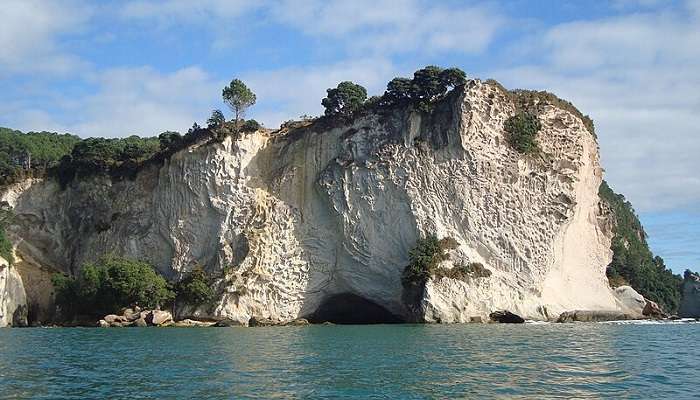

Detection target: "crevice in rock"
[309, 293, 404, 324]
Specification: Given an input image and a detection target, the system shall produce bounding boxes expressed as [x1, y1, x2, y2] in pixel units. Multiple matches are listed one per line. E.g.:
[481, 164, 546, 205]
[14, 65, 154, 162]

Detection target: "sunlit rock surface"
[1, 80, 626, 324]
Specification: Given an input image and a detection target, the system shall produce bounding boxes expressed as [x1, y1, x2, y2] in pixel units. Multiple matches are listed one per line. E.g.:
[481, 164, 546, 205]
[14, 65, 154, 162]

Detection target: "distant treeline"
[600, 181, 683, 312]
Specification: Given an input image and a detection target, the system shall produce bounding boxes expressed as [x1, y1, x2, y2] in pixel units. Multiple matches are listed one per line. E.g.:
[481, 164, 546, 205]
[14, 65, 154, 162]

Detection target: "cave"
[310, 293, 405, 324]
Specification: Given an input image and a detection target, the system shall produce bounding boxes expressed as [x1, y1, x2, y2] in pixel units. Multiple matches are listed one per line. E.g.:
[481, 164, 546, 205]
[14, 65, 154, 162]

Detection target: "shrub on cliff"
[322, 81, 368, 117]
[52, 255, 174, 318]
[0, 225, 12, 264]
[175, 266, 215, 307]
[402, 235, 458, 287]
[599, 181, 682, 312]
[504, 112, 541, 154]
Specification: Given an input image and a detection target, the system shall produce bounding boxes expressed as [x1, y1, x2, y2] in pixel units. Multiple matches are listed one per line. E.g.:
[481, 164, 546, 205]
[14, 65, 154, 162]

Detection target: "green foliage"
[175, 266, 215, 306]
[52, 255, 174, 318]
[322, 81, 368, 117]
[0, 127, 80, 185]
[158, 131, 183, 150]
[599, 181, 682, 312]
[402, 235, 457, 286]
[207, 109, 226, 128]
[435, 262, 492, 282]
[381, 66, 467, 112]
[54, 135, 161, 186]
[0, 225, 13, 265]
[240, 119, 262, 132]
[504, 112, 542, 154]
[222, 79, 256, 124]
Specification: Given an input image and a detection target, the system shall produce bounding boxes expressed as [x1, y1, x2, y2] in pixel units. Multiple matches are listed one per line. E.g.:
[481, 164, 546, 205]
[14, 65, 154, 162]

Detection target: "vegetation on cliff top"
[599, 181, 682, 312]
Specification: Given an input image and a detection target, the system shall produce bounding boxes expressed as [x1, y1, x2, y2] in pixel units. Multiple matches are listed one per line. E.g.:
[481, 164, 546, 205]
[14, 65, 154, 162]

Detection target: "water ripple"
[0, 323, 698, 399]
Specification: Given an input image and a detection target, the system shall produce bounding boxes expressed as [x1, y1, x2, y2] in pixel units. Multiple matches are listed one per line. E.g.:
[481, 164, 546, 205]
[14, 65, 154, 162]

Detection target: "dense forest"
[599, 181, 683, 312]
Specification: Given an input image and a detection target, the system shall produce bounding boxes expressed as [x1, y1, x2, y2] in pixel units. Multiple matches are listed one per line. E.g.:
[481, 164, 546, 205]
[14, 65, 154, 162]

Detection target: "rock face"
[0, 256, 28, 327]
[679, 272, 700, 318]
[0, 80, 628, 324]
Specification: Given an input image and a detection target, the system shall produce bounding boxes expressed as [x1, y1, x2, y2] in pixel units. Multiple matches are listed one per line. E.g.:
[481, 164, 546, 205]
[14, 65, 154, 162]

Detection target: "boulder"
[172, 319, 216, 327]
[556, 310, 634, 323]
[613, 286, 646, 317]
[213, 318, 245, 327]
[248, 317, 280, 327]
[103, 314, 125, 324]
[133, 317, 148, 327]
[469, 316, 484, 323]
[489, 310, 525, 323]
[121, 308, 141, 322]
[97, 319, 110, 328]
[145, 310, 173, 326]
[642, 301, 667, 319]
[284, 318, 310, 326]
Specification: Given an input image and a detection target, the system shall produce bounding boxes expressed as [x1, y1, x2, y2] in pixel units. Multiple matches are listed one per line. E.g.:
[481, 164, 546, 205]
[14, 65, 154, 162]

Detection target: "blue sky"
[1, 0, 698, 272]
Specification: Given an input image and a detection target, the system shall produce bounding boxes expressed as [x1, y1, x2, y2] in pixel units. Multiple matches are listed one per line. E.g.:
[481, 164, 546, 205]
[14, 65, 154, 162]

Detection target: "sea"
[0, 321, 698, 399]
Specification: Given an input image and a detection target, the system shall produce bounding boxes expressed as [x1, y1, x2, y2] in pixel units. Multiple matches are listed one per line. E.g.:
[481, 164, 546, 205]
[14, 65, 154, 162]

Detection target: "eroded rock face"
[0, 257, 28, 327]
[1, 80, 625, 324]
[679, 272, 700, 318]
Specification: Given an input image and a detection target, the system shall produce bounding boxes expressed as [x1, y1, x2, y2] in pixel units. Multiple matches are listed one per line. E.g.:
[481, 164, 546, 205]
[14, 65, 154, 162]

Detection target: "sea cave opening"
[310, 293, 405, 324]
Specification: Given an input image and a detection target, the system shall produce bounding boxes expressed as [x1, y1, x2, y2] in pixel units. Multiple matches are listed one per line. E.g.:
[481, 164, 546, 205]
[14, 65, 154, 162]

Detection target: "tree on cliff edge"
[222, 79, 256, 130]
[322, 81, 368, 117]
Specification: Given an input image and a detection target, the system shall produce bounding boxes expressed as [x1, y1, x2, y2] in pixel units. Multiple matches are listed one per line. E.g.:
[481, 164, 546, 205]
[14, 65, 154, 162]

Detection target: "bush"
[240, 119, 262, 132]
[52, 255, 174, 318]
[175, 266, 215, 306]
[435, 262, 492, 282]
[402, 235, 458, 287]
[0, 225, 13, 264]
[504, 112, 541, 154]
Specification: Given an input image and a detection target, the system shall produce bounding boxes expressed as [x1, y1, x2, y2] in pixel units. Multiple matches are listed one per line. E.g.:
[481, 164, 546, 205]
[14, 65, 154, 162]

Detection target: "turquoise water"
[0, 323, 698, 399]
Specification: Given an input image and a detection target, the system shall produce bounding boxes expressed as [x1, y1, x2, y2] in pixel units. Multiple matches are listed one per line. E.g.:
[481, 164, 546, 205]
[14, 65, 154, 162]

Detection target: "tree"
[321, 81, 368, 117]
[175, 266, 214, 306]
[207, 109, 225, 128]
[158, 131, 182, 150]
[381, 66, 467, 111]
[222, 79, 256, 129]
[52, 255, 175, 318]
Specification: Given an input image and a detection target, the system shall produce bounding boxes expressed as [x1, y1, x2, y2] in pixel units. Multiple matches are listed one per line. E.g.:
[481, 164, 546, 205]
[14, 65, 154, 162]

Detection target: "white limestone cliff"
[0, 80, 632, 324]
[0, 256, 27, 327]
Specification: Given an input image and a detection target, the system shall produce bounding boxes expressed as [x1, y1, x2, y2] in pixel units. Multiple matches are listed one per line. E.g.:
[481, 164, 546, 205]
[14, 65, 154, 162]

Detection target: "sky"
[0, 0, 698, 272]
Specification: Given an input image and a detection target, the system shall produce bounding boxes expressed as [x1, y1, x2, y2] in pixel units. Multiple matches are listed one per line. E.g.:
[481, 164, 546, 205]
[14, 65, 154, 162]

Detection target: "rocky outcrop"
[0, 256, 28, 327]
[612, 285, 647, 317]
[489, 310, 525, 323]
[556, 310, 635, 323]
[1, 80, 629, 324]
[679, 271, 700, 318]
[97, 309, 173, 327]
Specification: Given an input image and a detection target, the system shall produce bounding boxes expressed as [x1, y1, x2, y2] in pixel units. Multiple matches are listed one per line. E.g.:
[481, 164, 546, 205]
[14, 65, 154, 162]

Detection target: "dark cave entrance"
[310, 293, 405, 324]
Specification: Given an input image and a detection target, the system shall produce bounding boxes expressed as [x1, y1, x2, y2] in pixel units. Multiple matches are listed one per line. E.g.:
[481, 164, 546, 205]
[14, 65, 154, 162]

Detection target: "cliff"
[0, 80, 641, 325]
[679, 271, 700, 318]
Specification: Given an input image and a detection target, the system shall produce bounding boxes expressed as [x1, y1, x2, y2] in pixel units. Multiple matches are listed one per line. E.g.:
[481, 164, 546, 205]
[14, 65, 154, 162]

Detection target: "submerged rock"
[556, 310, 635, 323]
[489, 310, 525, 324]
[213, 318, 246, 327]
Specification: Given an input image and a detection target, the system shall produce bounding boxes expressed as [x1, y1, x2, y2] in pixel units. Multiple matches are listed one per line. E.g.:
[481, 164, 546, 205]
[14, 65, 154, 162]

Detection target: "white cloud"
[121, 0, 259, 23]
[491, 3, 700, 213]
[0, 0, 92, 75]
[10, 66, 224, 138]
[269, 0, 504, 55]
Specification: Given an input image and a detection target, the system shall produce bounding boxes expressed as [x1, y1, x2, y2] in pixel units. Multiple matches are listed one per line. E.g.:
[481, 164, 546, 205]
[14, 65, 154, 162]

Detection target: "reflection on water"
[0, 323, 698, 399]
